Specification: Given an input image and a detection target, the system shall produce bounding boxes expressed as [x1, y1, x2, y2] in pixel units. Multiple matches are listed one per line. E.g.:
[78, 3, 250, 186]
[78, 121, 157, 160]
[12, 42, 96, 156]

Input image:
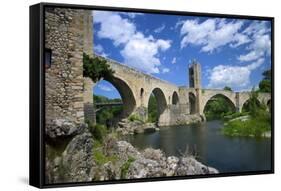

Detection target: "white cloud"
[120, 12, 144, 18]
[94, 11, 136, 46]
[94, 44, 109, 57]
[171, 57, 176, 64]
[238, 22, 271, 62]
[98, 84, 113, 92]
[238, 50, 263, 62]
[179, 18, 249, 52]
[208, 58, 264, 89]
[162, 68, 170, 73]
[154, 24, 165, 33]
[94, 11, 171, 74]
[179, 19, 270, 89]
[120, 33, 171, 73]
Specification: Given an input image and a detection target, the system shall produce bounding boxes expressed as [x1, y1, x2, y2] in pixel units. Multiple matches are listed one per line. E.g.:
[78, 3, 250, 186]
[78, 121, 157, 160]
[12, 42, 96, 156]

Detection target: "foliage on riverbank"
[222, 90, 271, 138]
[223, 115, 270, 137]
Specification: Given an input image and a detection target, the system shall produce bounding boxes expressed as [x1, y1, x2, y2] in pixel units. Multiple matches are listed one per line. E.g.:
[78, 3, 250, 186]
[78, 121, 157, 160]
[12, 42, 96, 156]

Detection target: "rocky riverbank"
[116, 118, 159, 135]
[46, 128, 218, 184]
[116, 114, 203, 136]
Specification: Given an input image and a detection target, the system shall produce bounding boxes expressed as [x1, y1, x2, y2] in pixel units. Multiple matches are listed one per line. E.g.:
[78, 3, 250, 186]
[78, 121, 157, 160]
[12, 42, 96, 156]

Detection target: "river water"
[126, 120, 271, 173]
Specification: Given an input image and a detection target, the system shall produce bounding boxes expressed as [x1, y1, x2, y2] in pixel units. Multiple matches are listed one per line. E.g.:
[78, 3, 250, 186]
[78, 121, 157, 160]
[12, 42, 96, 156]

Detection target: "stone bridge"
[84, 55, 180, 126]
[44, 8, 271, 129]
[84, 55, 271, 126]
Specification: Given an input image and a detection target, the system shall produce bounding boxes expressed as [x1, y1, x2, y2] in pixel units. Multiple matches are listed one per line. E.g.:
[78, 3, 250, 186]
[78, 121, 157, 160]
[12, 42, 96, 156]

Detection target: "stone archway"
[105, 77, 137, 118]
[202, 94, 236, 118]
[83, 76, 137, 123]
[147, 87, 168, 125]
[267, 99, 271, 112]
[189, 92, 196, 114]
[140, 88, 144, 106]
[172, 91, 179, 105]
[241, 98, 262, 113]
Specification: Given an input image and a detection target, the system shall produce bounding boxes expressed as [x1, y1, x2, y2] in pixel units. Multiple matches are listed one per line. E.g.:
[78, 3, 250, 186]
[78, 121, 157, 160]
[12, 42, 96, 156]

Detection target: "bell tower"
[188, 60, 202, 115]
[189, 60, 201, 89]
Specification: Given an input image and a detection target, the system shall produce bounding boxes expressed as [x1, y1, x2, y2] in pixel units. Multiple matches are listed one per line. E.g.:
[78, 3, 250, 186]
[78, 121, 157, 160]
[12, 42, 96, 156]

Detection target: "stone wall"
[45, 8, 93, 138]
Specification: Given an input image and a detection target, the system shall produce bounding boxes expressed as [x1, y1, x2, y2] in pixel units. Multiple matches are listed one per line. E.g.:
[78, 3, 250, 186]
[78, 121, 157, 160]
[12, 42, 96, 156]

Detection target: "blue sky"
[92, 11, 271, 99]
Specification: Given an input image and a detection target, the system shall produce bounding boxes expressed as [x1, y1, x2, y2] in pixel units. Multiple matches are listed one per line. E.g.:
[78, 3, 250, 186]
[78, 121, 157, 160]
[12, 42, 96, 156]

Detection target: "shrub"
[128, 114, 143, 122]
[88, 122, 107, 142]
[222, 114, 271, 137]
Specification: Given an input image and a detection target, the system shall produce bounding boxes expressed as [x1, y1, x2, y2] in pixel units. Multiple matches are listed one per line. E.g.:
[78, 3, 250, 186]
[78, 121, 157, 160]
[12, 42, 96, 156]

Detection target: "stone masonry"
[45, 8, 93, 138]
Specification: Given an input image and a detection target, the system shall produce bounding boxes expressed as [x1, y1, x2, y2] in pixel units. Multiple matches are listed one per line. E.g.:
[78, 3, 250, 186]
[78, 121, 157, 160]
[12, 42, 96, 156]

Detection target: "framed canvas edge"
[29, 2, 275, 189]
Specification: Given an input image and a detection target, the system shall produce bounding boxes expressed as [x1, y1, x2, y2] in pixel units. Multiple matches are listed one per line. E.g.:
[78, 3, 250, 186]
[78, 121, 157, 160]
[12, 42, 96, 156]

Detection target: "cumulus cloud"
[120, 12, 144, 18]
[178, 19, 271, 90]
[97, 84, 113, 92]
[179, 18, 249, 52]
[120, 33, 171, 73]
[94, 44, 109, 57]
[94, 11, 136, 46]
[238, 21, 271, 62]
[94, 11, 171, 74]
[208, 58, 264, 89]
[154, 24, 166, 33]
[162, 68, 170, 73]
[171, 57, 176, 64]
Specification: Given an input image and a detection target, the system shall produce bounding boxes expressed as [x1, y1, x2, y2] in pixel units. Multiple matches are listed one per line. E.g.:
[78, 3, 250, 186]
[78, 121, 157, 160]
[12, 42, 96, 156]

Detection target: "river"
[126, 120, 271, 173]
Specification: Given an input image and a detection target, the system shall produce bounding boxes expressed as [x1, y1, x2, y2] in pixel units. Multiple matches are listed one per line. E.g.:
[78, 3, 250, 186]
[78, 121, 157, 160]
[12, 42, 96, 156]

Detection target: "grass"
[222, 112, 271, 138]
[93, 149, 118, 165]
[222, 112, 249, 121]
[87, 122, 107, 142]
[120, 156, 135, 179]
[128, 114, 143, 122]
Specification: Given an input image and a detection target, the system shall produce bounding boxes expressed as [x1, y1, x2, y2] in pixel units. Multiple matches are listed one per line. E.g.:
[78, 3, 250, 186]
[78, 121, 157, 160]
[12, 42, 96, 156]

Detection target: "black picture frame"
[30, 2, 274, 188]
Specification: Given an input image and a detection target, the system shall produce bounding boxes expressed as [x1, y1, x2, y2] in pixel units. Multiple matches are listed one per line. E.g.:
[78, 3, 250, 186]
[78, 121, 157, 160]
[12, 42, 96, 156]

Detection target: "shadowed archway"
[147, 88, 168, 124]
[189, 92, 196, 114]
[102, 76, 137, 118]
[172, 91, 179, 105]
[241, 98, 262, 113]
[203, 94, 236, 120]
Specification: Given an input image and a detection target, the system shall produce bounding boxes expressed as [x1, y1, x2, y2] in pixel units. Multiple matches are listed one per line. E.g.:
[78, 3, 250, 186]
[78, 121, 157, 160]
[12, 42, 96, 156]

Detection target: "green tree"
[259, 80, 271, 93]
[223, 86, 232, 91]
[83, 53, 115, 82]
[259, 69, 271, 93]
[243, 88, 267, 117]
[245, 88, 259, 116]
[148, 94, 157, 123]
[204, 95, 235, 120]
[94, 95, 123, 125]
[262, 70, 271, 81]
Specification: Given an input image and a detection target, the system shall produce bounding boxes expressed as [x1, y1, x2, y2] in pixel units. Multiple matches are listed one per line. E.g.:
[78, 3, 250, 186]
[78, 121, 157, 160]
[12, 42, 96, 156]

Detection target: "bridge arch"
[201, 90, 237, 114]
[267, 99, 271, 112]
[148, 87, 168, 123]
[172, 91, 179, 105]
[84, 75, 137, 123]
[104, 76, 137, 118]
[241, 97, 262, 112]
[189, 92, 196, 114]
[140, 88, 144, 106]
[202, 93, 236, 116]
